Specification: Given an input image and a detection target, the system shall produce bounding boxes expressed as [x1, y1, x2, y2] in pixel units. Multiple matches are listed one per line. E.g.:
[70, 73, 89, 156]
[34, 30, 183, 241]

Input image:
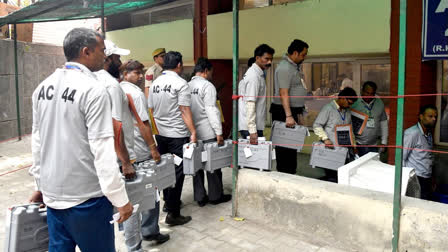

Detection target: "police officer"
[120, 60, 170, 245]
[189, 57, 232, 207]
[144, 48, 165, 135]
[29, 28, 132, 251]
[270, 39, 309, 174]
[144, 48, 165, 98]
[238, 44, 275, 144]
[351, 81, 388, 156]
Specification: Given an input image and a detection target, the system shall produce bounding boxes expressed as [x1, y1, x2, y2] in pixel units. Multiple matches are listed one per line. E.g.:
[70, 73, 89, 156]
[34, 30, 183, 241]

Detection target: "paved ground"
[0, 136, 350, 252]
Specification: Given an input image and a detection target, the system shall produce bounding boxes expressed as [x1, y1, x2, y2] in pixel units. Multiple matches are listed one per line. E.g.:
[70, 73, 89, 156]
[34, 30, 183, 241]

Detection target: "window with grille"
[130, 0, 193, 28]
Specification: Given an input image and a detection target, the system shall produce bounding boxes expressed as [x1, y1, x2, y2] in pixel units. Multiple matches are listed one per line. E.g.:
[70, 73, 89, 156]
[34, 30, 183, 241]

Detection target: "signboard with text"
[422, 0, 448, 60]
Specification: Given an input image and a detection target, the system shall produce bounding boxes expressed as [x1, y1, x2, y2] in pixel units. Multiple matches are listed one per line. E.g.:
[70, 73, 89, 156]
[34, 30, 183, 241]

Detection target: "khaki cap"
[152, 48, 166, 57]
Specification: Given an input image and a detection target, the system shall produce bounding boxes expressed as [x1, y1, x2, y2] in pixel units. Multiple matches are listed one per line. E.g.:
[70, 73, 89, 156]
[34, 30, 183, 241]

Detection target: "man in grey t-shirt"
[148, 51, 197, 226]
[270, 39, 309, 175]
[189, 57, 231, 207]
[238, 44, 275, 145]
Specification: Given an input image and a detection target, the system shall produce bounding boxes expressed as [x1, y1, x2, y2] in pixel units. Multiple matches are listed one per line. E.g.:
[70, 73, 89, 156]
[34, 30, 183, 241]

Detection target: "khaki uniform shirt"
[145, 63, 163, 88]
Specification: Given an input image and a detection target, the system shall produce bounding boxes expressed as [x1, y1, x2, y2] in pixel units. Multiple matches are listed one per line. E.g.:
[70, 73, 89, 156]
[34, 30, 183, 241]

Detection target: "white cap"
[104, 40, 130, 57]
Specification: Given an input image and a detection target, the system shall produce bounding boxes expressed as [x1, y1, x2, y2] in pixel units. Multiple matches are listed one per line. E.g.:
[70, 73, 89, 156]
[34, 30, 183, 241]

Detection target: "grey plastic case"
[182, 141, 204, 175]
[123, 171, 156, 212]
[238, 139, 273, 171]
[271, 120, 308, 151]
[4, 204, 48, 252]
[204, 139, 233, 173]
[310, 142, 348, 170]
[137, 154, 176, 191]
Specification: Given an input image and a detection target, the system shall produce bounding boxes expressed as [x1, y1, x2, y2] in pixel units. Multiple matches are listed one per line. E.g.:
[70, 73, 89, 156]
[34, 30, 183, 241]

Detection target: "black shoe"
[165, 213, 192, 226]
[209, 194, 232, 205]
[162, 200, 184, 212]
[197, 196, 209, 207]
[142, 233, 170, 244]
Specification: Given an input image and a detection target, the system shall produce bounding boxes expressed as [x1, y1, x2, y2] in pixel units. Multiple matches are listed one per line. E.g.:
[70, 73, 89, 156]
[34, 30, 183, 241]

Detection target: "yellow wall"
[106, 0, 390, 63]
[106, 19, 194, 66]
[207, 0, 390, 59]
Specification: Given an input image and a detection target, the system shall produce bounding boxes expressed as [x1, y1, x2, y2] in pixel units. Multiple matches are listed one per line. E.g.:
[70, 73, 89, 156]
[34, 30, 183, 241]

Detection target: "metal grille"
[405, 173, 421, 198]
[149, 4, 192, 25]
[0, 0, 175, 26]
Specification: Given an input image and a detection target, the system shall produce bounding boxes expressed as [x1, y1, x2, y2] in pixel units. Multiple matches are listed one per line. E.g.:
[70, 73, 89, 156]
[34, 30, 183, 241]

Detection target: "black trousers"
[193, 169, 223, 201]
[270, 103, 304, 175]
[239, 130, 264, 140]
[417, 176, 432, 200]
[156, 135, 189, 216]
[193, 138, 224, 201]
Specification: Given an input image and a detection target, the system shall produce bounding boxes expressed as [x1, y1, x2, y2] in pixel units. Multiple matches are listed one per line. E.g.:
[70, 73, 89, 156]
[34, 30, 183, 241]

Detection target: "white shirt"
[340, 78, 353, 90]
[238, 64, 266, 132]
[148, 70, 191, 138]
[30, 62, 129, 209]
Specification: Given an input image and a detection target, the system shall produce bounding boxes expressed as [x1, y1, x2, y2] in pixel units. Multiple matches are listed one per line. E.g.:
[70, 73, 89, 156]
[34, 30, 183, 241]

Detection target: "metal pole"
[101, 0, 105, 38]
[392, 0, 407, 251]
[231, 0, 239, 217]
[13, 23, 22, 141]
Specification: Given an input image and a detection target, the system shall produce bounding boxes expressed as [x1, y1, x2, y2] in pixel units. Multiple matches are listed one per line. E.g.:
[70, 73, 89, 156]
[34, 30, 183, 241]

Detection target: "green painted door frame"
[231, 0, 239, 218]
[392, 0, 407, 251]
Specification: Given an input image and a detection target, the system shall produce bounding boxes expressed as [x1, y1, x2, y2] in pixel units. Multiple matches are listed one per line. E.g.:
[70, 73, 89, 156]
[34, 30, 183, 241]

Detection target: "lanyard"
[425, 134, 433, 146]
[337, 110, 346, 122]
[363, 100, 375, 116]
[65, 65, 81, 70]
[364, 100, 375, 111]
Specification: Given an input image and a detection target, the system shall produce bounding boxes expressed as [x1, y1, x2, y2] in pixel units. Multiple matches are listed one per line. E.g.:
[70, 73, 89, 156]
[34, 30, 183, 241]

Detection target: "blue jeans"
[122, 213, 143, 252]
[141, 200, 160, 236]
[47, 196, 115, 252]
[121, 200, 159, 252]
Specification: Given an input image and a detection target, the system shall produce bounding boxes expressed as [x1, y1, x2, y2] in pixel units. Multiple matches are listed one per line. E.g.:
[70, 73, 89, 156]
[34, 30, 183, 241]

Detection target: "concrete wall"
[237, 169, 448, 251]
[207, 0, 390, 59]
[0, 39, 65, 141]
